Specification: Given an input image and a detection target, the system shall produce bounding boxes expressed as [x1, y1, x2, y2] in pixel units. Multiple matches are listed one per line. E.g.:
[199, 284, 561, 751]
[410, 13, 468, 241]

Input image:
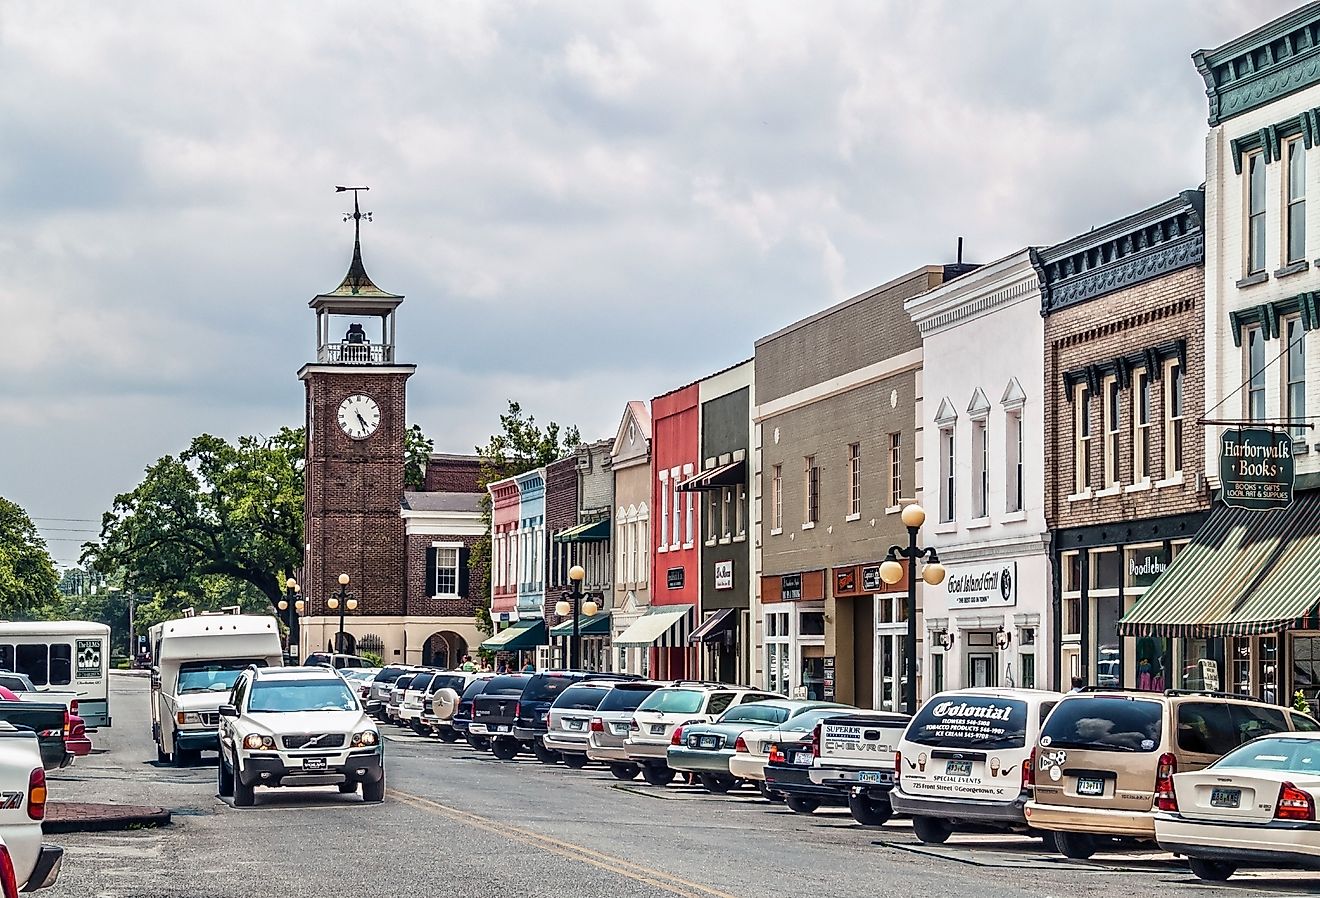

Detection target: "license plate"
[945, 760, 972, 777]
[470, 724, 487, 734]
[792, 751, 812, 766]
[1211, 787, 1241, 808]
[650, 724, 665, 735]
[1077, 777, 1105, 796]
[494, 725, 511, 733]
[699, 736, 717, 749]
[303, 757, 327, 771]
[611, 723, 629, 735]
[567, 720, 584, 731]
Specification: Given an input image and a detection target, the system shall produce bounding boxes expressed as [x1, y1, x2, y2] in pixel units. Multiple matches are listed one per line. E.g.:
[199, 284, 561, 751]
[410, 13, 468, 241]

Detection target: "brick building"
[545, 440, 614, 670]
[1040, 190, 1210, 691]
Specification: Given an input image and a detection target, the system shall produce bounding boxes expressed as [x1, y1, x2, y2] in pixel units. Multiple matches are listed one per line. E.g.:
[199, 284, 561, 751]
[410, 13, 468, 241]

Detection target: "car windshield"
[408, 673, 436, 692]
[523, 675, 576, 704]
[907, 696, 1030, 750]
[598, 685, 661, 712]
[248, 678, 357, 713]
[1215, 737, 1320, 773]
[1039, 697, 1162, 752]
[429, 675, 467, 693]
[638, 689, 704, 715]
[553, 686, 608, 711]
[484, 675, 531, 696]
[373, 666, 413, 685]
[719, 704, 790, 725]
[177, 660, 264, 694]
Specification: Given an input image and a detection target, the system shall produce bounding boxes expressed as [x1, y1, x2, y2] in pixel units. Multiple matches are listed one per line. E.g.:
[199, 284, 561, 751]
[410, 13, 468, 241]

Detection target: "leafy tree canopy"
[0, 497, 60, 615]
[404, 423, 434, 491]
[82, 428, 304, 610]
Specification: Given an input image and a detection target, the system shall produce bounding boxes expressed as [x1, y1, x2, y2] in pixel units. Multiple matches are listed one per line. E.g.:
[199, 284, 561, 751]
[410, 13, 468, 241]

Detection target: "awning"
[676, 460, 746, 492]
[1119, 493, 1320, 638]
[550, 612, 612, 637]
[554, 519, 611, 542]
[479, 619, 547, 652]
[613, 605, 692, 647]
[689, 607, 737, 643]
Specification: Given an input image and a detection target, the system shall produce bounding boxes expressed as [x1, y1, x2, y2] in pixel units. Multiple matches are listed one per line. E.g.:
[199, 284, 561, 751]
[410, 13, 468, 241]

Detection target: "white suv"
[217, 666, 384, 807]
[625, 683, 779, 786]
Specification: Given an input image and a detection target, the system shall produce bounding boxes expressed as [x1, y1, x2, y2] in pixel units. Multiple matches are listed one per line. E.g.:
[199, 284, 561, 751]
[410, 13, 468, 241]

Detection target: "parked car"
[0, 674, 78, 721]
[1155, 730, 1320, 881]
[470, 674, 535, 757]
[0, 703, 69, 771]
[764, 730, 849, 814]
[808, 709, 911, 825]
[364, 665, 417, 718]
[217, 666, 384, 806]
[397, 669, 440, 730]
[0, 721, 62, 891]
[730, 706, 859, 794]
[419, 672, 472, 740]
[452, 675, 497, 749]
[626, 684, 779, 786]
[303, 652, 373, 670]
[386, 672, 422, 723]
[669, 700, 845, 793]
[587, 681, 667, 780]
[1025, 688, 1315, 859]
[0, 688, 87, 763]
[543, 681, 618, 767]
[337, 667, 381, 701]
[891, 688, 1063, 845]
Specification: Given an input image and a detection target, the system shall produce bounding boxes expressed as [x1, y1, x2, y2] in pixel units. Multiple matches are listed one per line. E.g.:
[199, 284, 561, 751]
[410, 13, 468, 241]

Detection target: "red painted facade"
[650, 383, 700, 677]
[490, 478, 521, 619]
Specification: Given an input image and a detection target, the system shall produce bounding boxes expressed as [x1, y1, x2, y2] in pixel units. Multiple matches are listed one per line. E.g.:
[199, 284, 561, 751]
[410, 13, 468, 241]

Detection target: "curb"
[43, 803, 173, 834]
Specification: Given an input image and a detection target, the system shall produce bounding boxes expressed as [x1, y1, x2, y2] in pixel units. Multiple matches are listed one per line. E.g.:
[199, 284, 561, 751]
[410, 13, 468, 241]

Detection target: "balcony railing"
[318, 342, 394, 365]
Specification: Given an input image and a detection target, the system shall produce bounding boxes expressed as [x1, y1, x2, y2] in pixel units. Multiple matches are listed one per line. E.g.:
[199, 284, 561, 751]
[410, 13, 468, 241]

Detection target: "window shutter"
[425, 547, 438, 598]
[458, 546, 470, 597]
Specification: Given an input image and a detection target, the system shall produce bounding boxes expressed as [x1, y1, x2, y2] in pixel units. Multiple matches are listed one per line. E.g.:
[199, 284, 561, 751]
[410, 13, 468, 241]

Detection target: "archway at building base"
[422, 631, 469, 669]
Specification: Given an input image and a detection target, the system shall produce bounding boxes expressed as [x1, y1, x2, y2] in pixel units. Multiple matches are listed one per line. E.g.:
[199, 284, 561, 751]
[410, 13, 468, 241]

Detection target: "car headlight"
[176, 712, 203, 725]
[242, 734, 275, 750]
[351, 730, 379, 747]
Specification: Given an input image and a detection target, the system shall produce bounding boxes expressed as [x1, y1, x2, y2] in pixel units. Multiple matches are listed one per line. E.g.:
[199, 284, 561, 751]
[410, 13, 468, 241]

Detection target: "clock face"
[337, 394, 381, 440]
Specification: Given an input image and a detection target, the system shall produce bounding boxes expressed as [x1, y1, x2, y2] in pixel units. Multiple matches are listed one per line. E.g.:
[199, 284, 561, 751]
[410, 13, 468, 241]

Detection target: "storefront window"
[801, 646, 825, 700]
[800, 612, 825, 636]
[1182, 638, 1221, 691]
[1293, 636, 1320, 708]
[1230, 638, 1251, 696]
[1090, 549, 1121, 590]
[1260, 637, 1279, 705]
[1124, 544, 1169, 590]
[764, 609, 790, 696]
[1094, 594, 1121, 686]
[1134, 636, 1169, 692]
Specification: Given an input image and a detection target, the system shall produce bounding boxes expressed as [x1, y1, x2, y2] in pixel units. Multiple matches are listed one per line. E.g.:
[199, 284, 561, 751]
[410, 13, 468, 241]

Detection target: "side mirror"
[218, 704, 239, 718]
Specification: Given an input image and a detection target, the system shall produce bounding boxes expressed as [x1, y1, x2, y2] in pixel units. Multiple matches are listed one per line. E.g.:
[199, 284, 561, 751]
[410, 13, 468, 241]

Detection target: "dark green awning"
[479, 619, 547, 652]
[1119, 493, 1320, 638]
[549, 612, 612, 637]
[554, 519, 611, 542]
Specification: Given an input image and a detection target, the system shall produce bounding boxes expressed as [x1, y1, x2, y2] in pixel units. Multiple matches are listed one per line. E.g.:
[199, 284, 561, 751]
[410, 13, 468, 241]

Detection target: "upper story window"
[804, 455, 819, 525]
[1246, 325, 1267, 421]
[659, 474, 670, 552]
[434, 547, 460, 596]
[971, 418, 988, 519]
[939, 427, 955, 523]
[672, 471, 682, 547]
[1286, 316, 1307, 440]
[847, 443, 862, 517]
[1133, 369, 1152, 483]
[1247, 151, 1267, 275]
[1165, 360, 1185, 476]
[1074, 385, 1092, 494]
[1005, 409, 1023, 513]
[770, 464, 783, 531]
[1288, 139, 1307, 265]
[1103, 376, 1121, 489]
[888, 432, 902, 509]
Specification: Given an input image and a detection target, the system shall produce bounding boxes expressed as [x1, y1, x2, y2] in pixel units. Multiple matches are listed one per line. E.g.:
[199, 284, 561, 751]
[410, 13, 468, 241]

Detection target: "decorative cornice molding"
[914, 274, 1039, 336]
[905, 250, 1038, 336]
[1062, 340, 1187, 398]
[1229, 291, 1320, 346]
[1194, 3, 1320, 127]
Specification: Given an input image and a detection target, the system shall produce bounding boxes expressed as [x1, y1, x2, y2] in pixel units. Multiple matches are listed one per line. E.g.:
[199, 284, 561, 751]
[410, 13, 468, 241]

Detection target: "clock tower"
[297, 188, 416, 654]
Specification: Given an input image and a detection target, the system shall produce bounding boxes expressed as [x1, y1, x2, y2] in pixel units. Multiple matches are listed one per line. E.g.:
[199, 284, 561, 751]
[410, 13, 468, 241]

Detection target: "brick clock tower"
[297, 188, 415, 655]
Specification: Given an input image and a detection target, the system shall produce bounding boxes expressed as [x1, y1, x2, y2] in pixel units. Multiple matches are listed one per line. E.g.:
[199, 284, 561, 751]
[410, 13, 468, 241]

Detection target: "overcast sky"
[0, 1, 1291, 565]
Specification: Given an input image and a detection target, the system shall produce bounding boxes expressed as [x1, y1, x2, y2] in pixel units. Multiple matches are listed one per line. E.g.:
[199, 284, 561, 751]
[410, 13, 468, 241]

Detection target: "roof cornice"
[903, 249, 1038, 336]
[1194, 2, 1320, 126]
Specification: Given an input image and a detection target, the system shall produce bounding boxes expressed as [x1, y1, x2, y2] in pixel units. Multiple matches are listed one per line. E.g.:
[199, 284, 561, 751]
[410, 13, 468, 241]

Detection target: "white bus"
[0, 621, 112, 727]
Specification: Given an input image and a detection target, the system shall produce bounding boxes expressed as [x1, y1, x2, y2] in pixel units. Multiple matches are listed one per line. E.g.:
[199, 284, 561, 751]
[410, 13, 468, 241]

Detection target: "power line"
[30, 517, 99, 523]
[36, 528, 98, 533]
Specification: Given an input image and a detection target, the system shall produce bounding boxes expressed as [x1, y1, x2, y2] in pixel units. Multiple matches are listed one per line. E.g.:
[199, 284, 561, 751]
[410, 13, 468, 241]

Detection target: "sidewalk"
[44, 801, 171, 834]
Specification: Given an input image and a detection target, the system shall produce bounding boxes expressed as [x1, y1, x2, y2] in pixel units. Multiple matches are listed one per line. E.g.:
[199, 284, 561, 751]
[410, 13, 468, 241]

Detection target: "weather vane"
[335, 185, 372, 225]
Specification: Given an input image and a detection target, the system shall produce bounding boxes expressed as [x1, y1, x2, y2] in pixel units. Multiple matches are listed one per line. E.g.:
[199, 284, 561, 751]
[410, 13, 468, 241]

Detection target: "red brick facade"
[405, 532, 485, 617]
[425, 454, 482, 493]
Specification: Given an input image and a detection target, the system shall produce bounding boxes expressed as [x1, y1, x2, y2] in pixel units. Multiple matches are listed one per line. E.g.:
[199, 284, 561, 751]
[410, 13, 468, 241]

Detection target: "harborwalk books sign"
[1219, 428, 1295, 511]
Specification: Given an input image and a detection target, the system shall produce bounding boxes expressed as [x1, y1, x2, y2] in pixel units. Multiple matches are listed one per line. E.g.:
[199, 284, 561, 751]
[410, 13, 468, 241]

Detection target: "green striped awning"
[479, 619, 547, 652]
[549, 612, 612, 637]
[1119, 493, 1320, 638]
[553, 519, 611, 542]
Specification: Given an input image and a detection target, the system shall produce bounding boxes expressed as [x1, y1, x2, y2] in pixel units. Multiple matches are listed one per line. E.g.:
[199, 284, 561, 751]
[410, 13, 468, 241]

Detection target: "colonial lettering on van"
[943, 561, 1018, 609]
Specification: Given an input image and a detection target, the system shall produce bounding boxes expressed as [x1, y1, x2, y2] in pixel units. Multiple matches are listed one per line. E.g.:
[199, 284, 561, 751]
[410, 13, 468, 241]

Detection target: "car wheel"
[911, 816, 952, 844]
[411, 720, 428, 735]
[438, 728, 460, 743]
[699, 774, 735, 794]
[758, 782, 785, 803]
[232, 765, 255, 808]
[561, 753, 588, 769]
[641, 764, 675, 786]
[362, 772, 386, 803]
[533, 741, 560, 765]
[1052, 831, 1096, 860]
[1188, 858, 1236, 882]
[467, 735, 491, 751]
[337, 782, 357, 794]
[609, 763, 639, 780]
[216, 755, 234, 798]
[785, 796, 819, 814]
[1033, 829, 1057, 852]
[490, 737, 520, 761]
[847, 792, 892, 826]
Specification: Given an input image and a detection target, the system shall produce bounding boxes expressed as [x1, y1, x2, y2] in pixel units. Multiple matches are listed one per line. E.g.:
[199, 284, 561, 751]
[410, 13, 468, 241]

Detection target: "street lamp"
[277, 577, 300, 654]
[325, 573, 358, 653]
[879, 503, 946, 715]
[554, 565, 599, 671]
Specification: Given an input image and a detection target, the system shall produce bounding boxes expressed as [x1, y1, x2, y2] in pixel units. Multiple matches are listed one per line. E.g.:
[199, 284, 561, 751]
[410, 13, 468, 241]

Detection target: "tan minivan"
[1025, 689, 1320, 859]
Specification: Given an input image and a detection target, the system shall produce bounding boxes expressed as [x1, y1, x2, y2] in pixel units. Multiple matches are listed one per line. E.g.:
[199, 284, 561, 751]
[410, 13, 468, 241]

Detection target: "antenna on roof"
[956, 236, 964, 265]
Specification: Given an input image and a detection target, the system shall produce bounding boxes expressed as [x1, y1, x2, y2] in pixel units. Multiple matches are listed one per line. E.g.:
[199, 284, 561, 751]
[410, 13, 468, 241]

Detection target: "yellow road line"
[389, 788, 743, 898]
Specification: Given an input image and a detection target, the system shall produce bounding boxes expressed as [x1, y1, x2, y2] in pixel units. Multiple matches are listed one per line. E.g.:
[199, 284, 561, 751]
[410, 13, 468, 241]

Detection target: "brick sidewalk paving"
[44, 801, 172, 834]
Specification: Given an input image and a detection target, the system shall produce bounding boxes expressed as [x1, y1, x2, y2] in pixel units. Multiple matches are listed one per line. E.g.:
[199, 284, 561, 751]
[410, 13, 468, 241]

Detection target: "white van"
[0, 621, 111, 728]
[891, 687, 1063, 844]
[149, 614, 283, 764]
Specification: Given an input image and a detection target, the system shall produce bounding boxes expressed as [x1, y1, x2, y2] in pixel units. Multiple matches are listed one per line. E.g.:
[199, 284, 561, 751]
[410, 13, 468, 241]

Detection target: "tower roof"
[311, 187, 403, 311]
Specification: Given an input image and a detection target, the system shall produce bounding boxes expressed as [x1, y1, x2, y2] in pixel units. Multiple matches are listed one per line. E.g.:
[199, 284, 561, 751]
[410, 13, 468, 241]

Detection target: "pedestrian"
[1069, 676, 1086, 693]
[460, 654, 477, 673]
[497, 660, 509, 674]
[522, 661, 535, 673]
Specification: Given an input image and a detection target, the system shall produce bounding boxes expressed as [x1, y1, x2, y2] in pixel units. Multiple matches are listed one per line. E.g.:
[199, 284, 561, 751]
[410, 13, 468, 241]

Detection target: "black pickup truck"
[0, 702, 69, 770]
[469, 675, 533, 757]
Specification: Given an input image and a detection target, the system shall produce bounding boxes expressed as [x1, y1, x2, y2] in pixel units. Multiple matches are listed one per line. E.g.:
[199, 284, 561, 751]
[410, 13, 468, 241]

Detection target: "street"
[34, 673, 1320, 898]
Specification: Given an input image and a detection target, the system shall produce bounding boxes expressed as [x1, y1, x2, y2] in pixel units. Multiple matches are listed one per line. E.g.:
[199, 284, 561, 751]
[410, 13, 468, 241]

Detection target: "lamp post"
[878, 504, 946, 716]
[276, 577, 300, 657]
[325, 573, 358, 653]
[555, 565, 599, 671]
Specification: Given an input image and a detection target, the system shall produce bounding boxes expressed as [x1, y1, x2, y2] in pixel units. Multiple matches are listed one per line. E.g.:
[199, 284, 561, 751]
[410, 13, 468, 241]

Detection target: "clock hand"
[356, 412, 369, 429]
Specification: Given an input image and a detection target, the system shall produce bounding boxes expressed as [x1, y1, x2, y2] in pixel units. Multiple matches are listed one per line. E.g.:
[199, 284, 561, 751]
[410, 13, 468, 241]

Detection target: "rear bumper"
[624, 740, 669, 764]
[513, 726, 545, 743]
[728, 755, 767, 782]
[238, 750, 384, 787]
[891, 789, 1029, 826]
[1024, 800, 1155, 839]
[810, 765, 894, 790]
[765, 766, 847, 803]
[587, 742, 630, 763]
[24, 844, 62, 891]
[543, 733, 590, 754]
[64, 737, 93, 758]
[1157, 813, 1320, 865]
[667, 746, 735, 775]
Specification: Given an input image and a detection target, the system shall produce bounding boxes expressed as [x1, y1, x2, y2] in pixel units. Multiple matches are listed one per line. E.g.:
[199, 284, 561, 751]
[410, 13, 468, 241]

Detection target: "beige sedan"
[728, 707, 859, 784]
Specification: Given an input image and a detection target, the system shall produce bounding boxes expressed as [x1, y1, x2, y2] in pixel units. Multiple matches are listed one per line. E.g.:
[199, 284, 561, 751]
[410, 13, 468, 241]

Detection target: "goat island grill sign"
[1219, 428, 1295, 510]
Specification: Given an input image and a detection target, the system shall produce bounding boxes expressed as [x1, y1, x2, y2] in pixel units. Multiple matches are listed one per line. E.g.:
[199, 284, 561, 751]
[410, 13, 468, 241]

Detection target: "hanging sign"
[714, 560, 734, 590]
[1219, 428, 1295, 510]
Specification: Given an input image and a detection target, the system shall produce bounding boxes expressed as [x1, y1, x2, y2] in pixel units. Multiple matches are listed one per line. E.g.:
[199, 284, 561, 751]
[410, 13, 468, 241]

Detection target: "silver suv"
[626, 682, 779, 786]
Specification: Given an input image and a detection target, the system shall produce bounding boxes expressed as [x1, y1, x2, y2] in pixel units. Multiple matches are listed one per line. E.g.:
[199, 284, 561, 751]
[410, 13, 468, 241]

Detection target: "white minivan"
[890, 687, 1062, 844]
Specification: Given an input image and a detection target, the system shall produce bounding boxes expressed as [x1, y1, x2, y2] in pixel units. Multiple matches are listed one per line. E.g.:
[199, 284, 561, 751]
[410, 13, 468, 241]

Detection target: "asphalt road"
[41, 673, 1320, 897]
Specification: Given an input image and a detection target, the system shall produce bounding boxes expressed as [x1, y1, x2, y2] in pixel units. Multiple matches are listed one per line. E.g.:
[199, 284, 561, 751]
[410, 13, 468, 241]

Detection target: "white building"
[904, 250, 1052, 696]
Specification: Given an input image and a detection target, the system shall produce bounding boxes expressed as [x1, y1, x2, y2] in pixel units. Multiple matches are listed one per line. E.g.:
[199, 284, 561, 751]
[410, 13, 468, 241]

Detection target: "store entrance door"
[968, 653, 995, 688]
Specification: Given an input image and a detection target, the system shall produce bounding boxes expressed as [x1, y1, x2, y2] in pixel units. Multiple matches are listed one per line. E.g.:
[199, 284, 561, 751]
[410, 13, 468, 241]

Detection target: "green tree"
[82, 428, 305, 612]
[470, 401, 580, 634]
[404, 424, 434, 491]
[0, 497, 60, 615]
